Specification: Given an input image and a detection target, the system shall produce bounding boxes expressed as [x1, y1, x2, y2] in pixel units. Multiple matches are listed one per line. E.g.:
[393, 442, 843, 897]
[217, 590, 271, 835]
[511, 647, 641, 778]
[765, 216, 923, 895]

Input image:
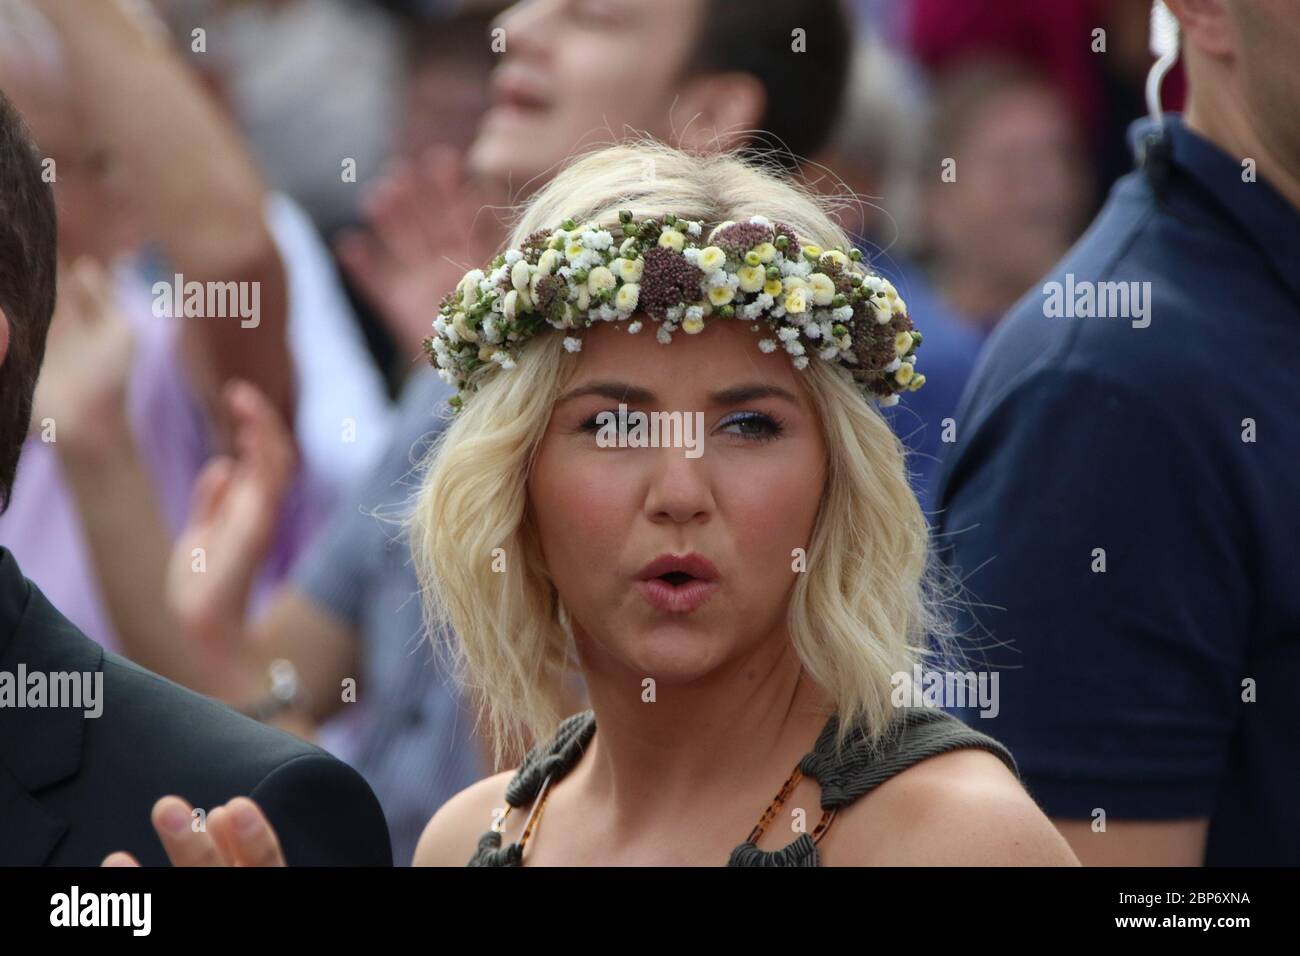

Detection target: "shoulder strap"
[799, 707, 1019, 811]
[502, 709, 597, 808]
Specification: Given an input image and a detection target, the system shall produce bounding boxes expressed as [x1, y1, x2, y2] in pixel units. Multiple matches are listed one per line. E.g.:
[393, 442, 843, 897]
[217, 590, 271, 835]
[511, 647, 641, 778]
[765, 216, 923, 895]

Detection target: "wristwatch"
[241, 659, 301, 723]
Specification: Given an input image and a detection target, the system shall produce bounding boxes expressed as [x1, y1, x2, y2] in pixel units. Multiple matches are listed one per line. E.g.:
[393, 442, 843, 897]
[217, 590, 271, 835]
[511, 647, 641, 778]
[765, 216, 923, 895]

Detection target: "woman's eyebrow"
[556, 381, 655, 405]
[708, 383, 802, 407]
[556, 381, 802, 407]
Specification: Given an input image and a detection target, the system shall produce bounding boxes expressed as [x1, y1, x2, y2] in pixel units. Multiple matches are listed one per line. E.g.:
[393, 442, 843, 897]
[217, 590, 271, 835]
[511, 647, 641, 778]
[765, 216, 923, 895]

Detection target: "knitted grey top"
[467, 706, 1018, 866]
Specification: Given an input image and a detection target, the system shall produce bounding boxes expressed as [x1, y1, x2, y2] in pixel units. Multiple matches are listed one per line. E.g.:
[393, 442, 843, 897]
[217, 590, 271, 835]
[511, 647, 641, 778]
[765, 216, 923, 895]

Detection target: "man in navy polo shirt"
[934, 0, 1300, 865]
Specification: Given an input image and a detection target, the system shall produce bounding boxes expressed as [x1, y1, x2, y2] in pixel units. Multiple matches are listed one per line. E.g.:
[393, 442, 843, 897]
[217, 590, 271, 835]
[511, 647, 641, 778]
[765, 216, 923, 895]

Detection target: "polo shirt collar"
[1131, 113, 1300, 307]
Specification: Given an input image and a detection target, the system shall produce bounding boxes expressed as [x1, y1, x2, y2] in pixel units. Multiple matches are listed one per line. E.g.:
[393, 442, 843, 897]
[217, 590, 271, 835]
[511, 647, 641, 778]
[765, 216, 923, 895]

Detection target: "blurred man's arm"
[38, 0, 293, 436]
[46, 272, 354, 732]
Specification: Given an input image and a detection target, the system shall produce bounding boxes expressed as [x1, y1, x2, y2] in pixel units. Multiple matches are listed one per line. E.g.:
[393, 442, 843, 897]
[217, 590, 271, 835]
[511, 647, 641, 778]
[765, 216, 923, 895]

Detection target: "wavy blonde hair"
[409, 139, 947, 769]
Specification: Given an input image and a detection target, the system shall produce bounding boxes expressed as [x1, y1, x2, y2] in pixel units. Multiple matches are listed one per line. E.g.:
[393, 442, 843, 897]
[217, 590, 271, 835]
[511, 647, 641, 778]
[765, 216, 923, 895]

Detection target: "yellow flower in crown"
[737, 264, 766, 293]
[658, 229, 686, 252]
[783, 277, 810, 315]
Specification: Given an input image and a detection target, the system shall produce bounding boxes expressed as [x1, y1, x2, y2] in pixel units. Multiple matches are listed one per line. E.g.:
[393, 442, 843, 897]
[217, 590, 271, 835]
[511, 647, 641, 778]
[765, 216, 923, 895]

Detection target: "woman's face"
[527, 318, 828, 685]
[469, 0, 704, 189]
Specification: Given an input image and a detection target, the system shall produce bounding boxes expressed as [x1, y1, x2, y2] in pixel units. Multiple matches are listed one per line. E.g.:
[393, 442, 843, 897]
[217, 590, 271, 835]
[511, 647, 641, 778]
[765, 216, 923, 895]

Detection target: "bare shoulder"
[412, 768, 517, 867]
[823, 748, 1080, 866]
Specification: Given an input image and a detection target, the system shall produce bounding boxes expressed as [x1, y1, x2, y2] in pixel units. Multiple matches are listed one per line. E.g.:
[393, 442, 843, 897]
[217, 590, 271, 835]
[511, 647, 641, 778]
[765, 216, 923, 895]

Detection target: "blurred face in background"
[925, 73, 1091, 322]
[469, 0, 707, 189]
[0, 66, 137, 264]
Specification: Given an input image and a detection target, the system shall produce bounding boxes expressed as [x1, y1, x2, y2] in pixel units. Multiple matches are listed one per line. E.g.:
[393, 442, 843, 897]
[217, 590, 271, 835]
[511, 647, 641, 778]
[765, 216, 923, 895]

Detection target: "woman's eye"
[578, 410, 616, 432]
[717, 411, 784, 443]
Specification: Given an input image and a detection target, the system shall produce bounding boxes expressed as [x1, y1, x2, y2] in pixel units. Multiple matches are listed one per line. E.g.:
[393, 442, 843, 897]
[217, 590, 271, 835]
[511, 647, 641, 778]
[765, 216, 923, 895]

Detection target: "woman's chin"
[612, 625, 734, 686]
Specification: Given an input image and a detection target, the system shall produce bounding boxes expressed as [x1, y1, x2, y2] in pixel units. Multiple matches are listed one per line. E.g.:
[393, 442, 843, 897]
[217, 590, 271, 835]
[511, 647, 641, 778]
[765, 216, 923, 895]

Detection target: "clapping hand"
[335, 145, 503, 360]
[166, 380, 297, 672]
[103, 795, 287, 867]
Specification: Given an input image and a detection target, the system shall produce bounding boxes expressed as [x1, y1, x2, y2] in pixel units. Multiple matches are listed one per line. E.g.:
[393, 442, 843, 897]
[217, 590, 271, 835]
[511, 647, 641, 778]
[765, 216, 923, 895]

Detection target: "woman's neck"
[568, 632, 832, 838]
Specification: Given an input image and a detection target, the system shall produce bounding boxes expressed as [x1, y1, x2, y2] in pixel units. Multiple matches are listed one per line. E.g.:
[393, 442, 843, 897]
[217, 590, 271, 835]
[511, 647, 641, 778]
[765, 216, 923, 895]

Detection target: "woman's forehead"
[561, 318, 808, 403]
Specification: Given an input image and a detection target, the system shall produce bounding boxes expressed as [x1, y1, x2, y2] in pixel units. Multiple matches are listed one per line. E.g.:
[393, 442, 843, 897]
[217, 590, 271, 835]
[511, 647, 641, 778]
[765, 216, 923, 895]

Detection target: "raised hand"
[30, 257, 135, 447]
[103, 795, 287, 867]
[335, 145, 504, 360]
[166, 379, 297, 669]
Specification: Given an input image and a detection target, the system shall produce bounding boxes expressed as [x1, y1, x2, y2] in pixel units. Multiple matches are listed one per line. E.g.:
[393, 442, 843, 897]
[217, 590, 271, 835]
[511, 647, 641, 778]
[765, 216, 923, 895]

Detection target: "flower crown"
[423, 210, 926, 412]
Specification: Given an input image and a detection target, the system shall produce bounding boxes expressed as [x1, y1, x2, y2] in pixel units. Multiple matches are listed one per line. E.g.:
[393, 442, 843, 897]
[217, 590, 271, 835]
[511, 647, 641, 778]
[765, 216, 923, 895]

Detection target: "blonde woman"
[106, 141, 1078, 867]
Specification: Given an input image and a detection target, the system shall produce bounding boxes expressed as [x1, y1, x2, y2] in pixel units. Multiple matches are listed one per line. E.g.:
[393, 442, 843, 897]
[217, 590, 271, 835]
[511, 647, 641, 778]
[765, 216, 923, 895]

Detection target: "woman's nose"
[642, 446, 716, 524]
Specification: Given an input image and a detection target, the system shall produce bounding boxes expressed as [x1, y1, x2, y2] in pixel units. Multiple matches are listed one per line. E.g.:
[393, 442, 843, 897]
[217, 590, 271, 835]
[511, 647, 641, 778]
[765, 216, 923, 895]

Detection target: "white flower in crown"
[696, 246, 727, 274]
[808, 273, 836, 306]
[873, 296, 894, 325]
[587, 266, 616, 295]
[452, 310, 478, 343]
[615, 283, 640, 312]
[510, 259, 531, 291]
[459, 269, 484, 311]
[537, 248, 560, 275]
[612, 256, 644, 283]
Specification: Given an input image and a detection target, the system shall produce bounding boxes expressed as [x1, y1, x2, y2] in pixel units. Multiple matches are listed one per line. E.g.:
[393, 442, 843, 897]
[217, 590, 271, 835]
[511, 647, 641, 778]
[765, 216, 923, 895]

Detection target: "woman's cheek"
[540, 462, 633, 571]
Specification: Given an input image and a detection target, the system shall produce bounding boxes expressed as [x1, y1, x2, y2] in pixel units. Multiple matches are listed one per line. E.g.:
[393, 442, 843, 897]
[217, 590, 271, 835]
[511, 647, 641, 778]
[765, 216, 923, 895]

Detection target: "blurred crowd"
[0, 0, 1199, 866]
